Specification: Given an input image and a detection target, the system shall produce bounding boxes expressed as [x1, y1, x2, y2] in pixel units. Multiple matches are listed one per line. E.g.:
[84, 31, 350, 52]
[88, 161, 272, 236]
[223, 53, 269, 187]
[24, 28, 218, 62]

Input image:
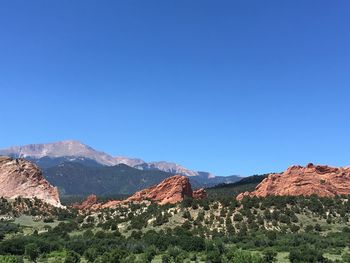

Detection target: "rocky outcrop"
[125, 175, 193, 205]
[193, 188, 207, 199]
[75, 175, 207, 210]
[237, 163, 350, 200]
[73, 194, 100, 210]
[0, 156, 62, 207]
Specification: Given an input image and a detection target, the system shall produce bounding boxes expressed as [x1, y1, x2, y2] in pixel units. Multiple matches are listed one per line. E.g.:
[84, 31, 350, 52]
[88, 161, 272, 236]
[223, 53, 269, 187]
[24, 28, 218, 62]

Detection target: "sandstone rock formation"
[73, 194, 100, 210]
[126, 175, 194, 205]
[74, 175, 207, 210]
[193, 188, 207, 199]
[0, 156, 62, 207]
[237, 163, 350, 200]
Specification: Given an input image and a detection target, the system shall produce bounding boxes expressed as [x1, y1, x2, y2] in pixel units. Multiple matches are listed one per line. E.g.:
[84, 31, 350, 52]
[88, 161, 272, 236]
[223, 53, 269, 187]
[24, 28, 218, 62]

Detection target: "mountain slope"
[0, 140, 119, 166]
[206, 174, 268, 198]
[25, 156, 104, 169]
[195, 173, 242, 187]
[43, 162, 174, 195]
[0, 140, 208, 177]
[0, 140, 242, 191]
[135, 161, 200, 177]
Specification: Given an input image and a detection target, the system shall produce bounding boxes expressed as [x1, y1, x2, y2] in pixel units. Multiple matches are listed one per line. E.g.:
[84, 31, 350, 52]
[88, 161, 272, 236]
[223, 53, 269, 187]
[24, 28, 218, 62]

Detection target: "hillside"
[44, 162, 173, 196]
[1, 162, 350, 262]
[0, 140, 209, 177]
[1, 194, 349, 262]
[206, 174, 268, 198]
[0, 141, 243, 191]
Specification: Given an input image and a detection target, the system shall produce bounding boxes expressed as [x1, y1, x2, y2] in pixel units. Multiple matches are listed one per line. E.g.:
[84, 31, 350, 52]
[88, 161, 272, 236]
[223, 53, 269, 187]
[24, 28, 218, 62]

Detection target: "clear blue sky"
[0, 1, 349, 176]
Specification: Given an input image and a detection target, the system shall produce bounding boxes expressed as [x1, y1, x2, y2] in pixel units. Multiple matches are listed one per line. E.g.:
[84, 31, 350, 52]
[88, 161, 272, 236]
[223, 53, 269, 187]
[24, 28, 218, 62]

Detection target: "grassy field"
[14, 215, 62, 235]
[275, 252, 290, 263]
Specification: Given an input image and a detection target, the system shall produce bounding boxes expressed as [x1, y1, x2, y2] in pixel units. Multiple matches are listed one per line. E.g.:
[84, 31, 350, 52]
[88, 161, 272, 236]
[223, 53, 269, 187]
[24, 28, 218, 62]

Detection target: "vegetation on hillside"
[44, 163, 173, 196]
[206, 174, 269, 198]
[0, 194, 350, 262]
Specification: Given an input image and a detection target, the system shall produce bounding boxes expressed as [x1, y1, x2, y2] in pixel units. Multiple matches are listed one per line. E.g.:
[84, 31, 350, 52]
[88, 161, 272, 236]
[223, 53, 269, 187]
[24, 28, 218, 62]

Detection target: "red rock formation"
[75, 175, 207, 210]
[73, 194, 100, 210]
[0, 156, 62, 207]
[237, 163, 350, 200]
[126, 175, 193, 205]
[193, 188, 207, 199]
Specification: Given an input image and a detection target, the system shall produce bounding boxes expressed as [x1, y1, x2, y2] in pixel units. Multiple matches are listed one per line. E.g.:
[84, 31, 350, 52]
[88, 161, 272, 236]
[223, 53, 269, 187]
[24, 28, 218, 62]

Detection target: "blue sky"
[0, 1, 350, 176]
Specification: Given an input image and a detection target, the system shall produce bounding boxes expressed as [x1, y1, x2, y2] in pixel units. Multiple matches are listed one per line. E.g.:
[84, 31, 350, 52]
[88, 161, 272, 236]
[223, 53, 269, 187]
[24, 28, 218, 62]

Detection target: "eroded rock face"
[0, 156, 62, 207]
[193, 188, 207, 199]
[237, 163, 350, 200]
[126, 175, 193, 205]
[75, 175, 207, 210]
[73, 194, 100, 210]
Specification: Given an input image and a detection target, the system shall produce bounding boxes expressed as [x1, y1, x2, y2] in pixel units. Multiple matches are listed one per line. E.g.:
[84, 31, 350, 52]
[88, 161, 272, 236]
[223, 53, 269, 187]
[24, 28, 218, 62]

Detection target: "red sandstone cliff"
[0, 156, 62, 207]
[125, 175, 194, 205]
[72, 194, 100, 210]
[193, 188, 207, 199]
[237, 163, 350, 200]
[75, 175, 207, 210]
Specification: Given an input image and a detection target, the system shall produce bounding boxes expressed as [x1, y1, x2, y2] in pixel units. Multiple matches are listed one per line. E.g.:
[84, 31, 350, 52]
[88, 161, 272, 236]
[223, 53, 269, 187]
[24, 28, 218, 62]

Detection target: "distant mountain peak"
[0, 140, 117, 166]
[0, 140, 218, 178]
[113, 156, 145, 167]
[135, 161, 201, 177]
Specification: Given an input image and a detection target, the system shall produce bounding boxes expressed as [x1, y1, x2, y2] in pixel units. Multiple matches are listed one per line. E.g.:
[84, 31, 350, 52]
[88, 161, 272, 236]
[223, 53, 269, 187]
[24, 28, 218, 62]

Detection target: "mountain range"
[0, 140, 241, 196]
[0, 140, 211, 176]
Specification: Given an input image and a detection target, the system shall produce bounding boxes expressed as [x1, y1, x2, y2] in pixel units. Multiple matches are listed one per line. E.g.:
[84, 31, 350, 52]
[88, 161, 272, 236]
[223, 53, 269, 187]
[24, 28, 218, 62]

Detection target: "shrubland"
[0, 195, 349, 262]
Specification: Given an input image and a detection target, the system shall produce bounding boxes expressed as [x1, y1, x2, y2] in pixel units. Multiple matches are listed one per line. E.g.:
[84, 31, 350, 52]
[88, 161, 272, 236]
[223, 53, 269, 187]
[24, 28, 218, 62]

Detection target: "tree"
[161, 254, 172, 263]
[130, 230, 142, 240]
[109, 248, 129, 263]
[314, 223, 322, 232]
[266, 231, 277, 241]
[144, 246, 157, 262]
[289, 246, 324, 263]
[182, 220, 192, 230]
[233, 213, 243, 222]
[25, 243, 39, 263]
[0, 255, 23, 263]
[64, 250, 80, 263]
[121, 254, 137, 263]
[263, 249, 277, 262]
[342, 252, 350, 263]
[84, 247, 99, 262]
[167, 246, 182, 259]
[182, 210, 192, 220]
[182, 197, 193, 208]
[304, 225, 314, 232]
[206, 249, 221, 263]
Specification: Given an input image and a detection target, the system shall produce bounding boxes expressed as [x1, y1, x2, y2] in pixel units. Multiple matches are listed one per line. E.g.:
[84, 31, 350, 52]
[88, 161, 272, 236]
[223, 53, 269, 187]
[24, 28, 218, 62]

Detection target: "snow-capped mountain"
[0, 140, 211, 177]
[113, 156, 145, 167]
[0, 140, 117, 166]
[135, 161, 200, 177]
